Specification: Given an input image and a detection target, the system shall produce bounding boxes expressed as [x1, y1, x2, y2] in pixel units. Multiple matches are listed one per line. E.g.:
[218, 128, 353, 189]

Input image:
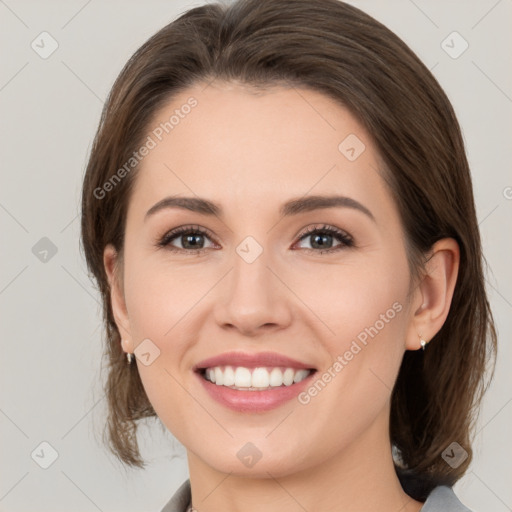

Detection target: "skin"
[104, 81, 459, 512]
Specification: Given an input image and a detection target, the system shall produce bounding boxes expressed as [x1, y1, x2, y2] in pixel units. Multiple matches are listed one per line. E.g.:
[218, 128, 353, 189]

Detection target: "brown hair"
[80, 0, 497, 500]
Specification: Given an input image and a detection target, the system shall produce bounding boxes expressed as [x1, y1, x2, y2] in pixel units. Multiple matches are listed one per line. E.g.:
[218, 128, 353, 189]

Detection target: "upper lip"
[193, 351, 317, 371]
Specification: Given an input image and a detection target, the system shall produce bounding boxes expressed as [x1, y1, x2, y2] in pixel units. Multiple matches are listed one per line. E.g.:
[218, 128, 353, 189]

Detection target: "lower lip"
[194, 370, 317, 412]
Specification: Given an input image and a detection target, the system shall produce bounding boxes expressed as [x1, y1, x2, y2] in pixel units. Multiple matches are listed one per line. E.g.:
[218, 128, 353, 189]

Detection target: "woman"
[80, 0, 497, 510]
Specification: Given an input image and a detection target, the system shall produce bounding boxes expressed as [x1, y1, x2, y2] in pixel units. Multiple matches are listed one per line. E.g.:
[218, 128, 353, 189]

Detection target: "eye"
[293, 224, 354, 254]
[156, 225, 217, 254]
[156, 223, 354, 255]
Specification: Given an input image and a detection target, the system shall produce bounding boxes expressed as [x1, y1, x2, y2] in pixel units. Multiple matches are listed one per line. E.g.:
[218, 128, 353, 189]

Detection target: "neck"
[185, 405, 424, 512]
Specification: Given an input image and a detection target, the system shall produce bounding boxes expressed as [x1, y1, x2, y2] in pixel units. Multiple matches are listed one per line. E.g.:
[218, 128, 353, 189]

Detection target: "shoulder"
[422, 486, 474, 512]
[160, 479, 191, 512]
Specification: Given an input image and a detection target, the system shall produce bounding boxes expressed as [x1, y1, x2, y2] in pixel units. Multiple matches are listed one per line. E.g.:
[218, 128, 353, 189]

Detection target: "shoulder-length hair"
[80, 0, 497, 501]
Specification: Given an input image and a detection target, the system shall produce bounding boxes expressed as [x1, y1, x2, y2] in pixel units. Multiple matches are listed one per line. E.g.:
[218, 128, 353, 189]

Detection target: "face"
[107, 81, 423, 478]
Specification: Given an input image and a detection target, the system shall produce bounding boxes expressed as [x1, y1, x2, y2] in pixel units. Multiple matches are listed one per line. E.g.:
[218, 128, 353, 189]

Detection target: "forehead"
[129, 81, 393, 220]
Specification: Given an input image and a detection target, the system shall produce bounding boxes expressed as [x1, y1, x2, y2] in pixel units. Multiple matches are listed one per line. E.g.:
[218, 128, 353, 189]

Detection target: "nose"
[213, 247, 293, 337]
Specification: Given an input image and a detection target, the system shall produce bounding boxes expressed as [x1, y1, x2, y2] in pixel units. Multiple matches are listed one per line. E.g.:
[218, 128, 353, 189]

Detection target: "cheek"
[290, 248, 410, 408]
[123, 251, 210, 343]
[122, 253, 201, 434]
[289, 250, 409, 347]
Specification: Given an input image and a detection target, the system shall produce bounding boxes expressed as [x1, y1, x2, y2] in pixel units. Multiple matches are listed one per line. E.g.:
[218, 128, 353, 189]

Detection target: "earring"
[418, 333, 428, 351]
[122, 339, 134, 364]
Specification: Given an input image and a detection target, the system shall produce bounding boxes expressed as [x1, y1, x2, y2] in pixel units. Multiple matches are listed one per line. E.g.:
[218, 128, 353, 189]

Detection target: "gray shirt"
[160, 479, 473, 511]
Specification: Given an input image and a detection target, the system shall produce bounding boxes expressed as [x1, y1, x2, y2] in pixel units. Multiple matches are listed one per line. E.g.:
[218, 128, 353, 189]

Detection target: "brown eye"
[157, 225, 217, 253]
[295, 225, 354, 254]
[156, 223, 354, 256]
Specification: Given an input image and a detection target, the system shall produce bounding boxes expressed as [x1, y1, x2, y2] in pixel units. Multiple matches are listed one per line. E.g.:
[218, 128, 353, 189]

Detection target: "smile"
[194, 366, 318, 412]
[200, 365, 313, 390]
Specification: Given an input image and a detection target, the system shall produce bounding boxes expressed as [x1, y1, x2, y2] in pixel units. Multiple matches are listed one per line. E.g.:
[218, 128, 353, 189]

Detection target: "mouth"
[194, 364, 318, 412]
[192, 351, 318, 411]
[195, 365, 317, 391]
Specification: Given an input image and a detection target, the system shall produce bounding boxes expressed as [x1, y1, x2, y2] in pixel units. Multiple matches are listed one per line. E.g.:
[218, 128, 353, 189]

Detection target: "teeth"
[203, 366, 312, 389]
[270, 367, 284, 386]
[235, 367, 252, 387]
[223, 366, 235, 386]
[284, 368, 295, 386]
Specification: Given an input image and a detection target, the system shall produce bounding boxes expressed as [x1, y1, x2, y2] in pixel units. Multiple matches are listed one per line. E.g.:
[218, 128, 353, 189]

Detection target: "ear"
[405, 238, 460, 350]
[103, 244, 133, 354]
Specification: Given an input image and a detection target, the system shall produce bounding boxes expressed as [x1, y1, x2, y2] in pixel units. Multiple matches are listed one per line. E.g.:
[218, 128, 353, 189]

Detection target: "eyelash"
[156, 223, 354, 256]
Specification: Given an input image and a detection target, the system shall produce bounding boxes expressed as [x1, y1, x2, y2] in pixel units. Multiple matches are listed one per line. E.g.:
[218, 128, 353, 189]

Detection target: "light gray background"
[1, 0, 511, 511]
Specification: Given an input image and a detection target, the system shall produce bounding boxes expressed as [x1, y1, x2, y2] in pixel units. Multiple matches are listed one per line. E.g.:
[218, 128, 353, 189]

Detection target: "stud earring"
[418, 333, 428, 350]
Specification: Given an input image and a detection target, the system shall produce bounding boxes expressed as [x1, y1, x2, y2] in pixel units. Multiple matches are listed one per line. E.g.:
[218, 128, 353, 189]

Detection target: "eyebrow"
[145, 194, 375, 222]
